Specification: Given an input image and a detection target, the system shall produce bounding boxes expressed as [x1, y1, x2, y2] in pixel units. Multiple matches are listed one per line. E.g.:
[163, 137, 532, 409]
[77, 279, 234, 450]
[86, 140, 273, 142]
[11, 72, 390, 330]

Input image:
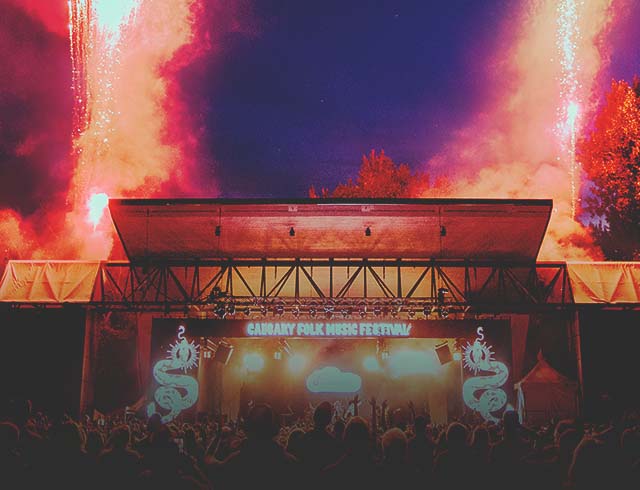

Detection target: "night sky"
[1, 0, 640, 213]
[199, 0, 512, 197]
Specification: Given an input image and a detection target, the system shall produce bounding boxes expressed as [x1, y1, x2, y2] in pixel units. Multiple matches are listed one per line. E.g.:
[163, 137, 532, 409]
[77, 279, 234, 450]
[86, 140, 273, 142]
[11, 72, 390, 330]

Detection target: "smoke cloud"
[423, 0, 615, 260]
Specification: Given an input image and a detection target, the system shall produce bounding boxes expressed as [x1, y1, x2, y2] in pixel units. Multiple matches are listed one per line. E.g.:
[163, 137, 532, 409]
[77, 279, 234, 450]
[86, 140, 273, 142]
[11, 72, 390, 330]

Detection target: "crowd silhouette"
[1, 396, 639, 489]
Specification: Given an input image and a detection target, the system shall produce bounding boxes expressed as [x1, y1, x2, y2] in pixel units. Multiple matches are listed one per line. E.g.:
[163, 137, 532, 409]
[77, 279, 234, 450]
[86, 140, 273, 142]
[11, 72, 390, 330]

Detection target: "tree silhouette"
[578, 79, 640, 259]
[310, 149, 446, 199]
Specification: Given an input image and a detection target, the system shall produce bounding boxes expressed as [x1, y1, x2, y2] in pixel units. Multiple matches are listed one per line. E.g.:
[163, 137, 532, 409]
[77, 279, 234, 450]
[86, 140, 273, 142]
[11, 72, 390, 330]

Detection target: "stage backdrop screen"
[150, 318, 512, 424]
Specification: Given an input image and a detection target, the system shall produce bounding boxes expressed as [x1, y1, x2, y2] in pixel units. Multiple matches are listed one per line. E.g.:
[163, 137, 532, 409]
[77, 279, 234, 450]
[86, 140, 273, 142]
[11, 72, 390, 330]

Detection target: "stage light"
[324, 301, 335, 319]
[422, 304, 431, 317]
[309, 305, 317, 318]
[260, 305, 268, 317]
[274, 302, 285, 316]
[288, 354, 306, 372]
[453, 352, 462, 361]
[243, 353, 264, 373]
[213, 342, 234, 365]
[243, 306, 251, 316]
[435, 341, 453, 365]
[437, 287, 449, 304]
[408, 309, 416, 319]
[214, 303, 226, 318]
[341, 305, 352, 318]
[363, 356, 381, 371]
[292, 305, 300, 318]
[438, 306, 449, 319]
[226, 302, 236, 316]
[373, 304, 382, 317]
[209, 286, 226, 301]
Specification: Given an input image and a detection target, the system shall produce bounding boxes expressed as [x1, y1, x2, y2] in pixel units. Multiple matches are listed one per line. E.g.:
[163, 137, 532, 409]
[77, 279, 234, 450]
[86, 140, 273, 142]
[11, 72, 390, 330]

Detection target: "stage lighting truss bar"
[60, 258, 575, 313]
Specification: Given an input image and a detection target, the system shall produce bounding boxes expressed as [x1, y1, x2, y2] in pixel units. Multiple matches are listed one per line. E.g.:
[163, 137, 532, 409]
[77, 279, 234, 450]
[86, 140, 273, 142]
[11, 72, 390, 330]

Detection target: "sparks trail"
[556, 0, 582, 220]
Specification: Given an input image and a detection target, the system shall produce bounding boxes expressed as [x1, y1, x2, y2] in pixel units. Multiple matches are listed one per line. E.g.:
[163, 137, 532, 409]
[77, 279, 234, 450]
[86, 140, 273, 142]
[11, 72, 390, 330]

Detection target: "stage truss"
[45, 259, 577, 315]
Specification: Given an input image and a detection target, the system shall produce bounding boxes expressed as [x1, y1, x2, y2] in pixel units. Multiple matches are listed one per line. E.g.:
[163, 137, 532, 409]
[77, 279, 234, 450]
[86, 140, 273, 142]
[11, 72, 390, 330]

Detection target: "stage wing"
[109, 199, 552, 261]
[567, 262, 640, 304]
[0, 261, 100, 303]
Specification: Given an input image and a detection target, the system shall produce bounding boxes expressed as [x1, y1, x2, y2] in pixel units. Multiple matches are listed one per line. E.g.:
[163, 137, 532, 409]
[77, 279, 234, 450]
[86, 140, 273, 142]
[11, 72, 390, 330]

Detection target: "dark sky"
[197, 0, 514, 197]
[1, 0, 640, 213]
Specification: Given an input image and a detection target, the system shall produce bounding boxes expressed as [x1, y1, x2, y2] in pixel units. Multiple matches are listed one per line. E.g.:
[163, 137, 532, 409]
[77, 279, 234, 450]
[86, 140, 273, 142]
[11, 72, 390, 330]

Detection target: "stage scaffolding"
[78, 259, 573, 314]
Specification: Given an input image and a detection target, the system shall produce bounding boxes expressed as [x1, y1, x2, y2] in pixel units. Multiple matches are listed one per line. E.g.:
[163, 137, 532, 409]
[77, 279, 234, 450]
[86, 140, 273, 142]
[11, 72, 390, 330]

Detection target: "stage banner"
[153, 318, 510, 339]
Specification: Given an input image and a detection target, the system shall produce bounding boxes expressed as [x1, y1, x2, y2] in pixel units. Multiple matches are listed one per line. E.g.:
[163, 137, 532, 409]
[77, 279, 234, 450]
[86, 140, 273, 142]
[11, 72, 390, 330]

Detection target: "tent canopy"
[515, 353, 578, 423]
[109, 198, 552, 261]
[515, 353, 578, 389]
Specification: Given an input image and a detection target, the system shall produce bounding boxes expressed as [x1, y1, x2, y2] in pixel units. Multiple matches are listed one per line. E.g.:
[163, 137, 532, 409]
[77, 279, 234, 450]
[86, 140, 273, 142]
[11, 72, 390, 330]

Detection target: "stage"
[1, 198, 639, 422]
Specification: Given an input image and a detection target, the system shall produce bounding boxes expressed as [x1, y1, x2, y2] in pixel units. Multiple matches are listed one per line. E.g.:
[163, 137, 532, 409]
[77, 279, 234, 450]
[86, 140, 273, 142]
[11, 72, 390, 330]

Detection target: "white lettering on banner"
[245, 322, 412, 337]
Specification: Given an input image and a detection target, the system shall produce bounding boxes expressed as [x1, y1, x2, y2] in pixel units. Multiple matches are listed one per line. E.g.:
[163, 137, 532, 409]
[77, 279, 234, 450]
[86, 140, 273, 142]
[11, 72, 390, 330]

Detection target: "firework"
[556, 0, 581, 220]
[67, 0, 202, 258]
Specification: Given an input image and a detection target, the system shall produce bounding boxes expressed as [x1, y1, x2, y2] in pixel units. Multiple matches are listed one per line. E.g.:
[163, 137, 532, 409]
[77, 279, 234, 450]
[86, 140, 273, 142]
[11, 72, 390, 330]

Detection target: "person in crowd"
[97, 424, 141, 488]
[322, 416, 379, 489]
[378, 427, 415, 486]
[0, 422, 25, 486]
[407, 414, 435, 476]
[489, 410, 532, 490]
[299, 401, 340, 473]
[41, 420, 91, 487]
[286, 427, 305, 460]
[433, 422, 477, 488]
[213, 403, 298, 489]
[85, 429, 104, 460]
[139, 423, 208, 489]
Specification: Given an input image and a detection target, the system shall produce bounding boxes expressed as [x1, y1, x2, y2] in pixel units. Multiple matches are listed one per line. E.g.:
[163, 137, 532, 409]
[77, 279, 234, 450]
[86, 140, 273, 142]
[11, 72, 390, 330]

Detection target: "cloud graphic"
[306, 367, 362, 393]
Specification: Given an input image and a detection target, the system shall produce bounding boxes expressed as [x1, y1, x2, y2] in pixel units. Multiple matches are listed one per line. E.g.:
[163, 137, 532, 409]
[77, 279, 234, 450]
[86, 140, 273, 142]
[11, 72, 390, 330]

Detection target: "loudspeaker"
[434, 342, 453, 365]
[213, 342, 234, 365]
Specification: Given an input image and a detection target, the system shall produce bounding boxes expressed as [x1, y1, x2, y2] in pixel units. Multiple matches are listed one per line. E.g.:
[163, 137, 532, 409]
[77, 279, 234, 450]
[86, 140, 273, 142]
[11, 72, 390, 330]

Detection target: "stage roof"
[109, 198, 552, 261]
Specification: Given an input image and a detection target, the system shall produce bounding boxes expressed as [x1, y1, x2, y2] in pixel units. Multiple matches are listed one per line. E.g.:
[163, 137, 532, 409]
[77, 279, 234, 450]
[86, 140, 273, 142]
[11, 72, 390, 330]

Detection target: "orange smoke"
[423, 0, 616, 260]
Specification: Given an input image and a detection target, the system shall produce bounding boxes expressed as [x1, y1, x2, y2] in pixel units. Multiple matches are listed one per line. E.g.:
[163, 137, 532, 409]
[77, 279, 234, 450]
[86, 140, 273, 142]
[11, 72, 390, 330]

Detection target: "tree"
[310, 149, 445, 199]
[578, 79, 640, 259]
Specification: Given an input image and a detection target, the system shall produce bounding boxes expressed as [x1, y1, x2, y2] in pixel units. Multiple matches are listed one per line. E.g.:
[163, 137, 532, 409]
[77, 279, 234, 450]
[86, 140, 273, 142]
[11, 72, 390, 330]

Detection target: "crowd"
[1, 396, 639, 489]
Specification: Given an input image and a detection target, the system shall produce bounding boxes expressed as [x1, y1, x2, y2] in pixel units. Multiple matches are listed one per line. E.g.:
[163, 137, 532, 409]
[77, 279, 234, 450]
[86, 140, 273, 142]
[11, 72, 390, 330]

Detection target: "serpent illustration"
[148, 336, 199, 423]
[462, 328, 509, 423]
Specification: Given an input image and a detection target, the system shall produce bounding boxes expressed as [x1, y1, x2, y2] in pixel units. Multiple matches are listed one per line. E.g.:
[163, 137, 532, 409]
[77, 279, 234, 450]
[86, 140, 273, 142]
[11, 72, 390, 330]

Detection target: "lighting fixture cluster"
[199, 286, 454, 320]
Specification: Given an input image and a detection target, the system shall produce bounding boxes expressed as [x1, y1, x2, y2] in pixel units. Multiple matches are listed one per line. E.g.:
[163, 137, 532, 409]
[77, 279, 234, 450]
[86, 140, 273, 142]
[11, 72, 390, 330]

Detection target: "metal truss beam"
[69, 259, 575, 315]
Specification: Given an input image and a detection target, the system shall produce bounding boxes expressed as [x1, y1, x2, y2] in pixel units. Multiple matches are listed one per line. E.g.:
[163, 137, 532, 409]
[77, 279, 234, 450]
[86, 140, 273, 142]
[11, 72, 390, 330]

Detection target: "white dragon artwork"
[147, 326, 199, 423]
[462, 327, 509, 423]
